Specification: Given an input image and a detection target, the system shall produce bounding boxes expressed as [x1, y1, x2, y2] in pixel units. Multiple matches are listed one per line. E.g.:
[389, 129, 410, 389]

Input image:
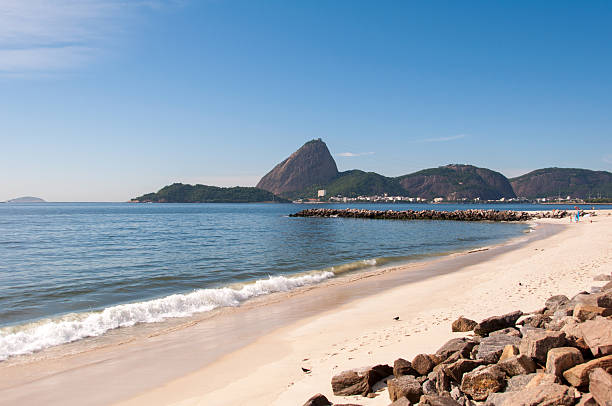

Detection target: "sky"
[1, 0, 611, 202]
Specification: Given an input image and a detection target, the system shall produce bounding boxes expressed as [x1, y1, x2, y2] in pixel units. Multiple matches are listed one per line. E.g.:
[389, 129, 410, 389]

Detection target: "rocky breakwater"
[302, 273, 612, 406]
[290, 208, 576, 222]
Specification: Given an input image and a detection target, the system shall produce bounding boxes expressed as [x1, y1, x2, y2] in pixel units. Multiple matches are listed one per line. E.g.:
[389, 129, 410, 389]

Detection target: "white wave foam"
[0, 271, 334, 361]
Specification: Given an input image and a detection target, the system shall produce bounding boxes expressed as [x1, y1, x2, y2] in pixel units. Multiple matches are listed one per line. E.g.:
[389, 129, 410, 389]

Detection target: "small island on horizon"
[5, 196, 46, 203]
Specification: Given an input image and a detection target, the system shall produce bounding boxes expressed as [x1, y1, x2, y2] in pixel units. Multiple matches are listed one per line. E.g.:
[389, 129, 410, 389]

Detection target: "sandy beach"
[1, 211, 611, 406]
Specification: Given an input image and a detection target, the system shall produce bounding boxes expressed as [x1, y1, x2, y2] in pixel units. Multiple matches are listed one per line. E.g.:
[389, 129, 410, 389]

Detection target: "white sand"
[113, 211, 612, 406]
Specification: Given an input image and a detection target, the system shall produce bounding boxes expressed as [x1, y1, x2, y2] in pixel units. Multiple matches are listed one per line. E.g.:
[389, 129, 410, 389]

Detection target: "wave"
[0, 271, 333, 361]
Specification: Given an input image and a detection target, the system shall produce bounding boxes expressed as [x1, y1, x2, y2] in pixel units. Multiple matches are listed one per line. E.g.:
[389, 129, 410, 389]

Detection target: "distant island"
[6, 196, 46, 203]
[132, 183, 289, 203]
[256, 139, 612, 202]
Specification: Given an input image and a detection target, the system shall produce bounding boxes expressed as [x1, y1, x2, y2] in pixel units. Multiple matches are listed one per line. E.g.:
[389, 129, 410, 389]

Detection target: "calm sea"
[0, 202, 607, 360]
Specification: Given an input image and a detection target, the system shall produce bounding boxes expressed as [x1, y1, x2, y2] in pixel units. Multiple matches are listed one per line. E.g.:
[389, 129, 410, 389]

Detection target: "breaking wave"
[0, 271, 334, 361]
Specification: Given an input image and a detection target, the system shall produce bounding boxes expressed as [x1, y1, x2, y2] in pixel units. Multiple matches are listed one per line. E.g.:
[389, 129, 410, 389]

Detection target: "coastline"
[0, 212, 610, 405]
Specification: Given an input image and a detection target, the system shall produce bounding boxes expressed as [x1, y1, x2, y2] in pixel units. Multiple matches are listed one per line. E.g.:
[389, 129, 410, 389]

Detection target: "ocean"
[0, 202, 606, 361]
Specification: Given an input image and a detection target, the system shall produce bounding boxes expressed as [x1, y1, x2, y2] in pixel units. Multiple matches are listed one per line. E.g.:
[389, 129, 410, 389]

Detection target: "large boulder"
[477, 334, 521, 363]
[331, 364, 393, 396]
[519, 330, 566, 363]
[460, 364, 506, 401]
[580, 318, 612, 356]
[451, 316, 477, 332]
[546, 347, 584, 377]
[596, 291, 612, 308]
[387, 375, 423, 403]
[498, 383, 576, 405]
[545, 295, 570, 312]
[589, 368, 612, 406]
[394, 358, 418, 377]
[497, 354, 536, 376]
[435, 338, 477, 361]
[302, 393, 332, 406]
[574, 303, 612, 321]
[563, 354, 612, 387]
[412, 354, 437, 375]
[474, 310, 523, 336]
[443, 358, 485, 382]
[526, 372, 560, 388]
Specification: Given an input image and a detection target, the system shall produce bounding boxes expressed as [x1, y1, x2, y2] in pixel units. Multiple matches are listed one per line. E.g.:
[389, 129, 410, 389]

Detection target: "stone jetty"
[290, 208, 576, 222]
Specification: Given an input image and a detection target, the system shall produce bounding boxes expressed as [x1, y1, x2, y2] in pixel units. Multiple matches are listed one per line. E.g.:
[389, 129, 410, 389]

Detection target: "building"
[317, 189, 326, 198]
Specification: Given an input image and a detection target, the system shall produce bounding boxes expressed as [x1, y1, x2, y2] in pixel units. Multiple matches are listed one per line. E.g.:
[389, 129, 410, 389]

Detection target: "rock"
[563, 354, 612, 387]
[394, 358, 418, 377]
[574, 303, 612, 321]
[572, 292, 598, 306]
[387, 375, 423, 403]
[581, 318, 612, 356]
[477, 334, 521, 363]
[594, 274, 612, 281]
[489, 328, 521, 337]
[452, 317, 477, 332]
[498, 383, 576, 405]
[545, 295, 570, 312]
[432, 365, 452, 393]
[436, 338, 476, 361]
[576, 393, 597, 406]
[460, 365, 506, 401]
[389, 398, 413, 406]
[526, 372, 560, 388]
[302, 393, 332, 406]
[331, 364, 393, 396]
[497, 354, 536, 376]
[504, 373, 536, 392]
[519, 314, 551, 329]
[474, 310, 523, 336]
[560, 317, 584, 339]
[498, 345, 519, 362]
[602, 280, 612, 292]
[546, 347, 584, 377]
[597, 291, 612, 308]
[443, 359, 485, 382]
[419, 395, 461, 406]
[519, 330, 566, 363]
[422, 379, 437, 395]
[412, 354, 437, 375]
[589, 368, 612, 406]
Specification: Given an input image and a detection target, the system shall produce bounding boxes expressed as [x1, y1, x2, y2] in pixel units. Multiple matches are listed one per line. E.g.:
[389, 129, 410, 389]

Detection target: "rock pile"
[302, 274, 612, 406]
[290, 209, 581, 222]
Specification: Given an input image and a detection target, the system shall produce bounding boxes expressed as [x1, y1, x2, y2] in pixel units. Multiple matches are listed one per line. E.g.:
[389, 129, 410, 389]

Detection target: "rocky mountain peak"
[256, 139, 339, 196]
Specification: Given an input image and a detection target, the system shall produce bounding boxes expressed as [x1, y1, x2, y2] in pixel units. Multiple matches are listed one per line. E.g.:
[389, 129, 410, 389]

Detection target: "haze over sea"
[2, 202, 610, 361]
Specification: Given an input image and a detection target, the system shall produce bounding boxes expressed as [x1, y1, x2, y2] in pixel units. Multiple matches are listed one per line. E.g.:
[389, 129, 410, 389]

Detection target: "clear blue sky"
[2, 0, 611, 201]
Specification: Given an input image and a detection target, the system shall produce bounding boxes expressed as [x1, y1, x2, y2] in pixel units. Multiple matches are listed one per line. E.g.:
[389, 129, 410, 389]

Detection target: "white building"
[317, 189, 326, 198]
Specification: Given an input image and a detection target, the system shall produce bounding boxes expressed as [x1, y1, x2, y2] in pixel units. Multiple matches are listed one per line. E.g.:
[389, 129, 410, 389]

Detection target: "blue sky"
[1, 0, 611, 201]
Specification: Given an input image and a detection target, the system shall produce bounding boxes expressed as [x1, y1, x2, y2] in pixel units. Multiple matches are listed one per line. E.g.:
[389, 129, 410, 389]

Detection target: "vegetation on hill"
[510, 168, 612, 199]
[133, 183, 288, 203]
[397, 165, 516, 200]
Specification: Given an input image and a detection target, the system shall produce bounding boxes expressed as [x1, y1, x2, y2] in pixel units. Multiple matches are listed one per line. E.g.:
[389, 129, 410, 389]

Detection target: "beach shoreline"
[1, 212, 610, 406]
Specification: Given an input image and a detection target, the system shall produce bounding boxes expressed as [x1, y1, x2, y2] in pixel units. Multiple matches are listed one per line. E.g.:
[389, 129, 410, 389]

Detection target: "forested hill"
[510, 168, 612, 199]
[133, 183, 288, 203]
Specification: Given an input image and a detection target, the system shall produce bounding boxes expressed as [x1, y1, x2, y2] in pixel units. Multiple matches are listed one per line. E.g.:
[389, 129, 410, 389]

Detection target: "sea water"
[0, 202, 603, 360]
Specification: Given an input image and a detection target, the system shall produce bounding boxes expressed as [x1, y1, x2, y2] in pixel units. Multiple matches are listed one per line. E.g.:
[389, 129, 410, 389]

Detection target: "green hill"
[397, 164, 516, 200]
[510, 168, 612, 199]
[133, 183, 288, 203]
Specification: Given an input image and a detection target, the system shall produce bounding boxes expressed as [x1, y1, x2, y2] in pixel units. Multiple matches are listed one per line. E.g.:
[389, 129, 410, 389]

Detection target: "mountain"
[397, 164, 516, 200]
[326, 170, 407, 198]
[256, 139, 339, 197]
[6, 196, 46, 203]
[510, 168, 612, 199]
[133, 183, 288, 203]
